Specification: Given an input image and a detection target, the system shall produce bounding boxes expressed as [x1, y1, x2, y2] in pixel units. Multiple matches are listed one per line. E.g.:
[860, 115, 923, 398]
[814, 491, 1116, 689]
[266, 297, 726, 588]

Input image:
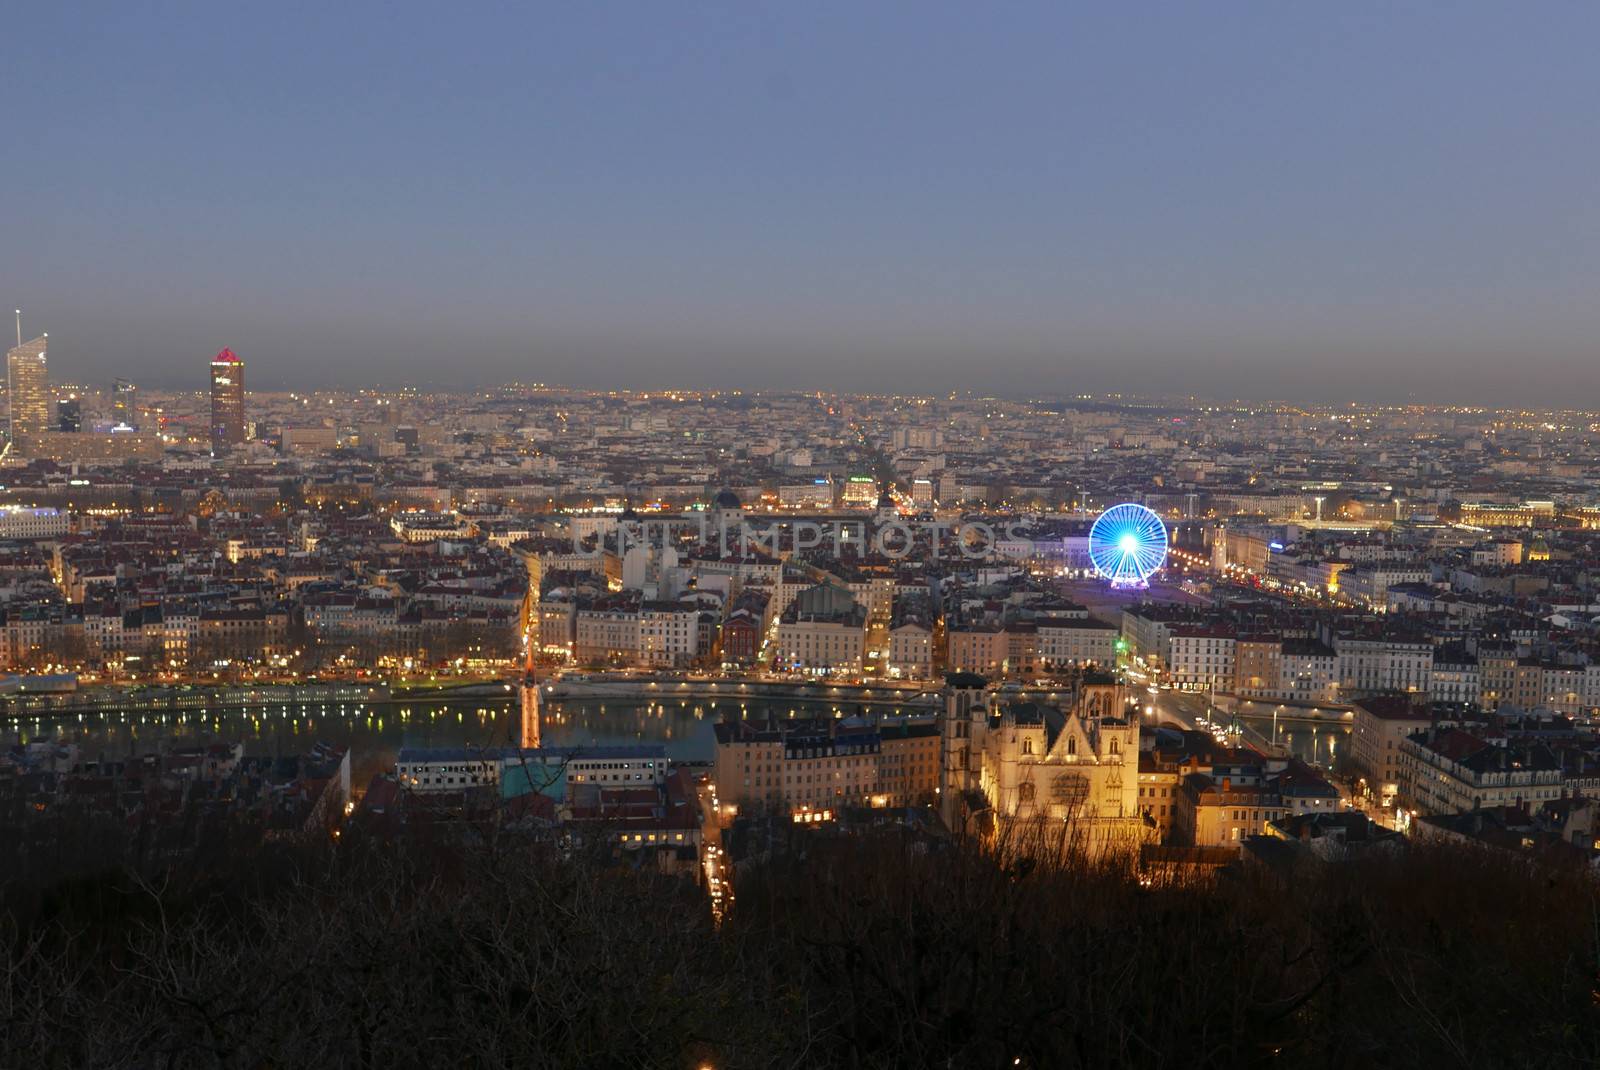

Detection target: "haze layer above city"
[5, 3, 1599, 403]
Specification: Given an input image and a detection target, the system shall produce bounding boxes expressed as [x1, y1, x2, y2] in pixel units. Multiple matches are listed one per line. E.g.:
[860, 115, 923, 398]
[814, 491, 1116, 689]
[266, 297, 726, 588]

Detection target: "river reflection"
[7, 699, 1352, 786]
[1235, 714, 1351, 768]
[3, 697, 916, 787]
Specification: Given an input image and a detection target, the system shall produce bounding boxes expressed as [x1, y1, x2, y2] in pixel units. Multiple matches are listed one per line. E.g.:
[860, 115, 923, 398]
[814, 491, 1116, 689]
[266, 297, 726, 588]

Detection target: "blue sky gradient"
[4, 3, 1597, 400]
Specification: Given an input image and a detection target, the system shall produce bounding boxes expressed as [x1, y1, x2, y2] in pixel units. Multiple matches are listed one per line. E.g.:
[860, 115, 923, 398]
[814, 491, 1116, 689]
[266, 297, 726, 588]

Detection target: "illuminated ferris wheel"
[1088, 503, 1169, 587]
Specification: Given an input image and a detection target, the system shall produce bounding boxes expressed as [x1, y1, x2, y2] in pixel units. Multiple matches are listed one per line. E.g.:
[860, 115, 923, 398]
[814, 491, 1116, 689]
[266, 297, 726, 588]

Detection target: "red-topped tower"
[209, 347, 246, 452]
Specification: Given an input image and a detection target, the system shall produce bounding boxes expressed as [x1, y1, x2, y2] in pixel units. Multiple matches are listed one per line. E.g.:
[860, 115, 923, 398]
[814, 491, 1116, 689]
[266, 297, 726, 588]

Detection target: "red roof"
[212, 347, 241, 364]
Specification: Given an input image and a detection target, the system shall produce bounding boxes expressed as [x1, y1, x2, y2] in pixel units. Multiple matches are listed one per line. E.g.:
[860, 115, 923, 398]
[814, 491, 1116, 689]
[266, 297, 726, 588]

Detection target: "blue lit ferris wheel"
[1088, 503, 1169, 587]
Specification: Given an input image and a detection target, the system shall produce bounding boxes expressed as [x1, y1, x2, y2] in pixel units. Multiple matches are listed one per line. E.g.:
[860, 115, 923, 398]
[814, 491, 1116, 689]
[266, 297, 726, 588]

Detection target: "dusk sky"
[4, 3, 1598, 402]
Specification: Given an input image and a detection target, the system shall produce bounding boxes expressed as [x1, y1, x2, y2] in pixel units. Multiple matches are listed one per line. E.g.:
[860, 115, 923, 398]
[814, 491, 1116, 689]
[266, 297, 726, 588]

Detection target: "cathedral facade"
[940, 672, 1149, 854]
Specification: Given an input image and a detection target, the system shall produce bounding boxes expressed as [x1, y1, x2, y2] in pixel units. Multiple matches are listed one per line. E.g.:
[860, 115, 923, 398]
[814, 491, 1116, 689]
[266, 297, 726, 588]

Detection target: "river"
[1234, 713, 1351, 769]
[6, 694, 1353, 788]
[3, 694, 922, 789]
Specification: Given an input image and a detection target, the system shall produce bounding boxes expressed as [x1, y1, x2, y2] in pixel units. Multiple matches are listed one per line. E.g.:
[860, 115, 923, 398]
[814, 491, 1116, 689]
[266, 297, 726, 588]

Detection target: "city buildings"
[0, 506, 68, 540]
[0, 739, 353, 857]
[713, 718, 938, 813]
[1397, 723, 1566, 816]
[1173, 769, 1287, 848]
[773, 582, 867, 675]
[0, 380, 1595, 871]
[396, 745, 668, 796]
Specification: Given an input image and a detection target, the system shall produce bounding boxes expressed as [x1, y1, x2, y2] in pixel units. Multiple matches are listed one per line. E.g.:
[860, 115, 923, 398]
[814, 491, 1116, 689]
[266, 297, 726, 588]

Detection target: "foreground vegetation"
[3, 825, 1598, 1068]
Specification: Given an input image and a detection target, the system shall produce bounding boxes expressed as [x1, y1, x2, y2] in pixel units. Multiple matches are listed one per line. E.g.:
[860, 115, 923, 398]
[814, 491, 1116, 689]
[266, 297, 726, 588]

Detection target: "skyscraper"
[209, 347, 246, 451]
[111, 378, 138, 430]
[7, 334, 49, 442]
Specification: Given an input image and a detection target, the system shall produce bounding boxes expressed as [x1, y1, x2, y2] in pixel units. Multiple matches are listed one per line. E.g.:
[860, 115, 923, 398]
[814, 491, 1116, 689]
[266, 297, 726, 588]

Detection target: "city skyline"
[0, 367, 1596, 1062]
[4, 4, 1599, 402]
[8, 7, 1600, 1063]
[5, 313, 1600, 414]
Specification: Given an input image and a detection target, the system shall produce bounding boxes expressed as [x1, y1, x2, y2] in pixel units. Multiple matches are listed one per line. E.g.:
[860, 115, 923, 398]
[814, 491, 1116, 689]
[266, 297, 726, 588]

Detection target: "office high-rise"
[111, 378, 138, 429]
[209, 347, 246, 450]
[7, 335, 49, 442]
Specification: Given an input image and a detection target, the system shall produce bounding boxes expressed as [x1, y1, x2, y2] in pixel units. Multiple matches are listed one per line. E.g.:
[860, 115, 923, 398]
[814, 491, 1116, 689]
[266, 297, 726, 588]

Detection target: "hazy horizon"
[5, 4, 1598, 404]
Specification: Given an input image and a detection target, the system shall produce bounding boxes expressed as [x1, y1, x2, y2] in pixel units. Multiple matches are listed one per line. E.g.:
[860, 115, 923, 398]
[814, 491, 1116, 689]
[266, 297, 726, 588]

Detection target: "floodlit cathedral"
[940, 671, 1149, 854]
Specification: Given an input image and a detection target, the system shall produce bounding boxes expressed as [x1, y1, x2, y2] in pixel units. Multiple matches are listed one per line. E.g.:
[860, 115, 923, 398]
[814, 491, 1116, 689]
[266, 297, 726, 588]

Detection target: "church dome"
[712, 488, 742, 510]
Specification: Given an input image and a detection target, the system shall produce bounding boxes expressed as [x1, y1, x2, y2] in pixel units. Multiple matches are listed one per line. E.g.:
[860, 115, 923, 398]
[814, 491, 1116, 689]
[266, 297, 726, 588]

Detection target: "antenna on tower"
[13, 309, 19, 349]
